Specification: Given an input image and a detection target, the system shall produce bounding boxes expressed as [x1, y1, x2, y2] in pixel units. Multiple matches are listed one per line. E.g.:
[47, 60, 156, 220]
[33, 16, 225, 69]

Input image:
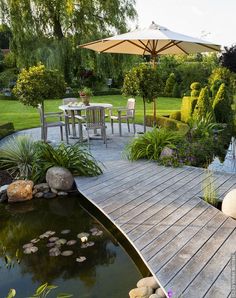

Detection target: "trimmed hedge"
[180, 96, 198, 123]
[145, 115, 189, 133]
[0, 122, 15, 139]
[170, 111, 181, 121]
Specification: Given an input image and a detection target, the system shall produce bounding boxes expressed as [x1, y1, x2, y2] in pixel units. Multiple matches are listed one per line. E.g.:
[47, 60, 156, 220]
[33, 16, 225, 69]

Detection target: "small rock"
[46, 166, 74, 191]
[43, 192, 57, 199]
[34, 192, 44, 199]
[51, 188, 58, 194]
[7, 180, 34, 203]
[156, 288, 166, 297]
[137, 277, 159, 290]
[33, 183, 49, 192]
[149, 295, 159, 298]
[129, 286, 153, 298]
[0, 192, 8, 203]
[57, 191, 68, 196]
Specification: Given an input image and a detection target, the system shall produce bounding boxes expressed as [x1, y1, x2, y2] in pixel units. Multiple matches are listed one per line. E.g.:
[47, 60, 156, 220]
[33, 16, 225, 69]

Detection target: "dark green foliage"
[13, 64, 66, 107]
[210, 79, 223, 98]
[213, 83, 233, 123]
[220, 45, 236, 73]
[180, 96, 198, 123]
[190, 82, 201, 97]
[170, 111, 181, 121]
[125, 128, 184, 161]
[209, 67, 234, 96]
[0, 122, 14, 139]
[164, 73, 176, 97]
[145, 115, 189, 133]
[33, 142, 103, 182]
[172, 83, 181, 98]
[193, 87, 214, 120]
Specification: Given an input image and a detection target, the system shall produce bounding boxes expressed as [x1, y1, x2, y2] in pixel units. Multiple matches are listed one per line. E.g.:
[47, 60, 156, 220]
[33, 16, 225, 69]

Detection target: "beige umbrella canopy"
[79, 22, 221, 59]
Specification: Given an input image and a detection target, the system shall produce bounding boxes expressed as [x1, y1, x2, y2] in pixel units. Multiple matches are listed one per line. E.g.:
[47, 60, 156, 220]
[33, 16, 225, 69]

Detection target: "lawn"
[0, 95, 182, 131]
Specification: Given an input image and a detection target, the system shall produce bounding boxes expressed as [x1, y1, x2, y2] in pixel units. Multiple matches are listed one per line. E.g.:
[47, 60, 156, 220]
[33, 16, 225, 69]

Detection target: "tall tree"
[0, 0, 137, 82]
[220, 45, 236, 73]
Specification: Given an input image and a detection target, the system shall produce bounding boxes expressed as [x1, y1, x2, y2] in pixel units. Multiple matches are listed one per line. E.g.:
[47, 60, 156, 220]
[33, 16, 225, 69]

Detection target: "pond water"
[0, 196, 142, 298]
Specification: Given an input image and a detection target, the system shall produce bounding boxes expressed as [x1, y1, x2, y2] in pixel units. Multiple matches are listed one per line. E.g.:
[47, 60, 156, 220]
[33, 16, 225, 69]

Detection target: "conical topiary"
[164, 73, 176, 97]
[212, 83, 233, 123]
[193, 86, 214, 120]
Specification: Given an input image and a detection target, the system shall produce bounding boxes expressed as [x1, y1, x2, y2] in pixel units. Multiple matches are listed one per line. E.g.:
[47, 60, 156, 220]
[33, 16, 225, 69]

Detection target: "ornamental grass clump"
[202, 169, 218, 207]
[124, 127, 184, 161]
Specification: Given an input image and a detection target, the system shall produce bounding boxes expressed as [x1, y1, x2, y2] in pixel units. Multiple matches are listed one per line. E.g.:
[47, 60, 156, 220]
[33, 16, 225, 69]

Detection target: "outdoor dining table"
[59, 103, 113, 142]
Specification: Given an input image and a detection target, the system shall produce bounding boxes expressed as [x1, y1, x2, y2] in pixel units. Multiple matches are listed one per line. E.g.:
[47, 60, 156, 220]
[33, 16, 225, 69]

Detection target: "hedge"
[0, 122, 15, 139]
[180, 96, 198, 123]
[170, 111, 181, 121]
[145, 115, 189, 133]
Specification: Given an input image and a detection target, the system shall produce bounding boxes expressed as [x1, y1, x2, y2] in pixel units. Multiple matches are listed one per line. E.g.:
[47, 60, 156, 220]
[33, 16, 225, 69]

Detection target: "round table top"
[59, 103, 113, 111]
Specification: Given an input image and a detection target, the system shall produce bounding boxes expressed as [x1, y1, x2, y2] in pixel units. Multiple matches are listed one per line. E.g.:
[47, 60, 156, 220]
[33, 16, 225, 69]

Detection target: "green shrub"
[170, 111, 181, 121]
[0, 122, 14, 139]
[164, 73, 176, 97]
[172, 83, 181, 98]
[212, 83, 233, 123]
[33, 142, 103, 182]
[145, 115, 189, 133]
[202, 169, 218, 207]
[190, 82, 201, 97]
[193, 87, 214, 120]
[0, 135, 36, 179]
[13, 63, 66, 108]
[124, 127, 184, 161]
[180, 96, 198, 123]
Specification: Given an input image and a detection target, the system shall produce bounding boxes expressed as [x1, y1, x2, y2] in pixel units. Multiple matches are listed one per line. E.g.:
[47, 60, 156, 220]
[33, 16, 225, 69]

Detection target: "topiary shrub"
[170, 111, 181, 121]
[212, 83, 233, 123]
[193, 87, 214, 120]
[172, 83, 181, 98]
[180, 96, 198, 123]
[164, 73, 176, 97]
[190, 82, 201, 97]
[145, 115, 189, 133]
[209, 67, 234, 97]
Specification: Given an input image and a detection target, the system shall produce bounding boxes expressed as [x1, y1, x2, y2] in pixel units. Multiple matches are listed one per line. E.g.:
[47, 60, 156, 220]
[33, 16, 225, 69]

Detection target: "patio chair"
[38, 104, 68, 143]
[62, 98, 79, 134]
[75, 106, 107, 148]
[110, 98, 136, 136]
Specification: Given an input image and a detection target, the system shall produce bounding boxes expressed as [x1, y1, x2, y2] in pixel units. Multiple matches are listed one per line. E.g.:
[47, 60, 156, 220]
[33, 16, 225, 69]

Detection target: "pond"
[0, 195, 143, 298]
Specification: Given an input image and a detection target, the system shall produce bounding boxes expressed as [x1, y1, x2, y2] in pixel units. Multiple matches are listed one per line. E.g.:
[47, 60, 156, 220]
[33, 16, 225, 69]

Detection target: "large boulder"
[137, 277, 159, 290]
[7, 180, 34, 203]
[46, 167, 74, 191]
[222, 189, 236, 219]
[129, 286, 153, 298]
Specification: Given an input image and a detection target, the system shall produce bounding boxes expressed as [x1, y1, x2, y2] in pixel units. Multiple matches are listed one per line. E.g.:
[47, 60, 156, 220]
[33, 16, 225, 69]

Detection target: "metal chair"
[38, 104, 68, 143]
[110, 98, 136, 136]
[62, 98, 79, 135]
[75, 106, 107, 148]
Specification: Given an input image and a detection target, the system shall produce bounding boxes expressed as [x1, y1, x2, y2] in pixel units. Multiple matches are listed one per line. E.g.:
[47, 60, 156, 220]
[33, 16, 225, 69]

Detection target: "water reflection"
[0, 196, 141, 297]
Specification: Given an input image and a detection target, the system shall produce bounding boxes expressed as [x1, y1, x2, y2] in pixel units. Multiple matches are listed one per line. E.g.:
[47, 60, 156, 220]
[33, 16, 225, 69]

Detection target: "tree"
[212, 83, 233, 123]
[0, 0, 137, 83]
[164, 72, 176, 97]
[122, 63, 161, 131]
[220, 45, 236, 73]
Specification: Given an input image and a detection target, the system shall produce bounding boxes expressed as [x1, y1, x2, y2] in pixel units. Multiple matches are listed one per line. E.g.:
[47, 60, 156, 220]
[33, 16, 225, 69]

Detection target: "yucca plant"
[33, 142, 103, 182]
[0, 135, 36, 179]
[124, 128, 184, 161]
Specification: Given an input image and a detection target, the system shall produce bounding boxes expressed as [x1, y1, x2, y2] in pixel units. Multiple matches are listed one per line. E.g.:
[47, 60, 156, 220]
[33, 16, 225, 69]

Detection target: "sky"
[134, 0, 236, 47]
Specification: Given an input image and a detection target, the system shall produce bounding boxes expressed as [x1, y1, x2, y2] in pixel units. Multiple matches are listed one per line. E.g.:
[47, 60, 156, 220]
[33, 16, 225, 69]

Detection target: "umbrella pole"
[151, 55, 157, 126]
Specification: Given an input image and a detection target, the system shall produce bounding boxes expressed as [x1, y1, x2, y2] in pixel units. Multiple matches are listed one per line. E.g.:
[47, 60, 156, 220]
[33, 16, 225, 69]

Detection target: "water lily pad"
[90, 227, 98, 233]
[61, 229, 71, 234]
[77, 232, 89, 239]
[87, 241, 95, 247]
[49, 247, 61, 256]
[30, 238, 40, 244]
[55, 238, 67, 245]
[92, 230, 103, 236]
[39, 233, 49, 239]
[46, 242, 55, 248]
[45, 230, 56, 236]
[23, 243, 34, 249]
[76, 256, 86, 263]
[23, 246, 38, 254]
[61, 250, 73, 256]
[81, 243, 89, 249]
[49, 237, 59, 242]
[67, 240, 77, 246]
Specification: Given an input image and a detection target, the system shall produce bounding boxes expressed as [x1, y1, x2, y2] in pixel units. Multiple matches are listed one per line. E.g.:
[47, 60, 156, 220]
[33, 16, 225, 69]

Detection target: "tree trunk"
[41, 101, 46, 142]
[143, 97, 146, 133]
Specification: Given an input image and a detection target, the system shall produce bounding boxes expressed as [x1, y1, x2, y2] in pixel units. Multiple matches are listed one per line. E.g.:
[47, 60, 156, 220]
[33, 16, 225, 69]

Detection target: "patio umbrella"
[79, 22, 221, 129]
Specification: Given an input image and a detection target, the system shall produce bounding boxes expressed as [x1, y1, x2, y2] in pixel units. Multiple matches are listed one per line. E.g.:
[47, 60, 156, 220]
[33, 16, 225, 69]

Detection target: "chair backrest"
[126, 98, 135, 117]
[85, 106, 105, 129]
[37, 104, 44, 124]
[63, 98, 78, 105]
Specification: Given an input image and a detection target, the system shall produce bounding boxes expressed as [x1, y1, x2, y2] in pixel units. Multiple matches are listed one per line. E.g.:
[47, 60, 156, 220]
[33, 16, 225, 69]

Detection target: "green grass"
[0, 95, 182, 131]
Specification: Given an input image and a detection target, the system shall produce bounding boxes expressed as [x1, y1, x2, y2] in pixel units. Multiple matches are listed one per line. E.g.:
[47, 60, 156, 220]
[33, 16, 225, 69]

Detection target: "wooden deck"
[75, 160, 236, 298]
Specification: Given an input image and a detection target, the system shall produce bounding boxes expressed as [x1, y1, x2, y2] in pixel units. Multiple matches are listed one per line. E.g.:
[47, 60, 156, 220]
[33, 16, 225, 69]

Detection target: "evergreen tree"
[164, 72, 176, 97]
[193, 87, 214, 120]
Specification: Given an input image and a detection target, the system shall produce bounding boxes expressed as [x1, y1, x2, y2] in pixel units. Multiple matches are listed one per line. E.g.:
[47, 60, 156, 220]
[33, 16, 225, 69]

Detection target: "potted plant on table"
[79, 87, 93, 106]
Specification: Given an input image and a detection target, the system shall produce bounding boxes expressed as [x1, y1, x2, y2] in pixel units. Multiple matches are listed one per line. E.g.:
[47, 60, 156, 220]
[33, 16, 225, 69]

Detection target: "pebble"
[156, 288, 166, 297]
[58, 191, 68, 196]
[137, 277, 159, 290]
[43, 192, 57, 199]
[129, 286, 153, 298]
[34, 192, 44, 198]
